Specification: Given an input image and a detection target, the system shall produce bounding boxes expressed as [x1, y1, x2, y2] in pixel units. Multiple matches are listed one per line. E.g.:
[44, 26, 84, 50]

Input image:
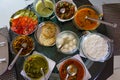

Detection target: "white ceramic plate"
[0, 34, 9, 75]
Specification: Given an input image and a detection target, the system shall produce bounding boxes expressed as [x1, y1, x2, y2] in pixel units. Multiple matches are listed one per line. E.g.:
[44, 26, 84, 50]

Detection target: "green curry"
[24, 54, 49, 79]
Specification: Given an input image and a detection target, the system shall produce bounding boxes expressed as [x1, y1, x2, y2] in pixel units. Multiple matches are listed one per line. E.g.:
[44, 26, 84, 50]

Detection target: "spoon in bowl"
[41, 68, 46, 80]
[65, 64, 78, 80]
[8, 43, 27, 70]
[60, 8, 65, 13]
[41, 0, 53, 11]
[85, 16, 117, 28]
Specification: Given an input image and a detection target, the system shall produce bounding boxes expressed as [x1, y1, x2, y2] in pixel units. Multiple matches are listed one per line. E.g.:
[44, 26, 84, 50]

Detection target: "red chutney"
[74, 7, 99, 30]
[11, 16, 38, 35]
[59, 59, 85, 80]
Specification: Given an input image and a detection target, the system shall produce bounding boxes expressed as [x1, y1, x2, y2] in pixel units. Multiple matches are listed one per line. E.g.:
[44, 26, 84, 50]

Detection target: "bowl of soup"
[74, 5, 102, 30]
[59, 58, 86, 80]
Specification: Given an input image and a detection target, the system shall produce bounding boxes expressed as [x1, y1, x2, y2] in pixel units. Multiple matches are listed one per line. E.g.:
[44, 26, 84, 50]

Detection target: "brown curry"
[12, 35, 34, 56]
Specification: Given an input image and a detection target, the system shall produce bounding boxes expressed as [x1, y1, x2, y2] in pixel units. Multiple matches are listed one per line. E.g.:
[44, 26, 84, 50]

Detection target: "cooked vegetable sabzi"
[24, 54, 49, 79]
[56, 1, 75, 19]
[12, 35, 34, 56]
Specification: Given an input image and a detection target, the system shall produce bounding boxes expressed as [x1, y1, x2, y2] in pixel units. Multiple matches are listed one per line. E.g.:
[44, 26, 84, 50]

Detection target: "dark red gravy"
[59, 59, 85, 80]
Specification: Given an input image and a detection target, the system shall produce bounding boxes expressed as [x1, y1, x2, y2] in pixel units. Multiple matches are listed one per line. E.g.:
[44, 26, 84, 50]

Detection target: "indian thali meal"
[35, 21, 60, 46]
[23, 54, 49, 79]
[11, 35, 34, 56]
[56, 31, 79, 54]
[7, 0, 113, 79]
[34, 0, 54, 17]
[10, 9, 38, 35]
[80, 32, 112, 62]
[55, 0, 77, 22]
[59, 58, 86, 80]
[74, 5, 100, 30]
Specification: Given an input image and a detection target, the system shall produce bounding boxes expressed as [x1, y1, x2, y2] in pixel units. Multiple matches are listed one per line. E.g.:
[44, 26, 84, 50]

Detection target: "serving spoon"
[41, 68, 46, 80]
[41, 0, 53, 11]
[85, 16, 117, 28]
[65, 64, 78, 80]
[8, 43, 27, 70]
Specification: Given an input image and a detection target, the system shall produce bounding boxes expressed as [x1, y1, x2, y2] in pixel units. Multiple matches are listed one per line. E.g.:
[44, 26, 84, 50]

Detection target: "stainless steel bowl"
[35, 21, 60, 46]
[10, 9, 38, 35]
[11, 35, 35, 57]
[79, 32, 113, 62]
[73, 5, 102, 30]
[56, 31, 79, 54]
[33, 0, 55, 18]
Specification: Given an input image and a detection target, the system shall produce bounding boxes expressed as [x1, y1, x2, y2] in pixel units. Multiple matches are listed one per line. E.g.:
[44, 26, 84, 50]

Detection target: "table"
[8, 0, 113, 80]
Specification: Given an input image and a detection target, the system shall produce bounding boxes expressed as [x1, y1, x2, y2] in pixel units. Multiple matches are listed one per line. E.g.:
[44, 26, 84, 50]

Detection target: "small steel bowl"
[79, 32, 113, 62]
[33, 0, 55, 18]
[35, 21, 60, 47]
[11, 35, 35, 57]
[73, 5, 102, 30]
[56, 31, 79, 54]
[10, 9, 38, 35]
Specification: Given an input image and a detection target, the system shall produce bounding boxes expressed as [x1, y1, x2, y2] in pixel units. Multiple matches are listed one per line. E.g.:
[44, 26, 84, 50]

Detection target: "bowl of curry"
[11, 35, 34, 56]
[74, 5, 101, 30]
[23, 53, 49, 79]
[59, 58, 86, 80]
[55, 0, 77, 22]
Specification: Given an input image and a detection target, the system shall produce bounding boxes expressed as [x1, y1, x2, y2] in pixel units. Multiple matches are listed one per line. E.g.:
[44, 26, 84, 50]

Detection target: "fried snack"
[41, 22, 57, 38]
[39, 34, 56, 46]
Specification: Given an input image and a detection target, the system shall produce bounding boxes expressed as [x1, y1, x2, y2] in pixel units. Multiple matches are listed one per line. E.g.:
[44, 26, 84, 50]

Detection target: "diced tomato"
[11, 16, 38, 35]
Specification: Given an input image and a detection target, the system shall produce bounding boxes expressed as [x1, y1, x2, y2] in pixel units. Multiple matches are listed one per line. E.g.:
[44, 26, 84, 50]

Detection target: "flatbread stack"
[39, 22, 57, 46]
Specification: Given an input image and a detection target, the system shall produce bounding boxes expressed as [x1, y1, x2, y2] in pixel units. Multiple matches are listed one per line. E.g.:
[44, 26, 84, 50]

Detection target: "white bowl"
[55, 0, 77, 22]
